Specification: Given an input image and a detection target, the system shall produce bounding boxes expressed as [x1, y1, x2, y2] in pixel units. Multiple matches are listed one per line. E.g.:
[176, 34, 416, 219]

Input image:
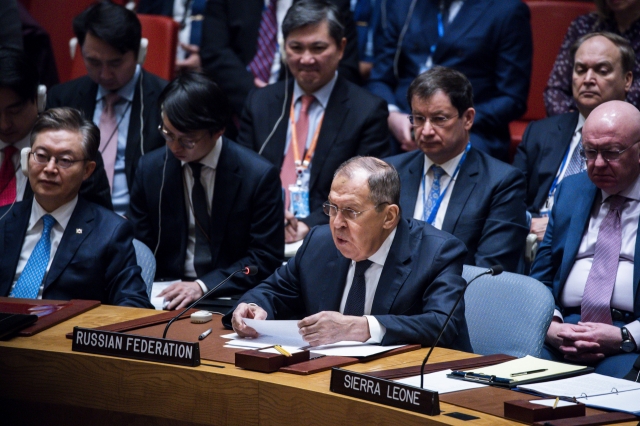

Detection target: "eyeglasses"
[158, 124, 208, 149]
[322, 201, 389, 221]
[31, 151, 87, 169]
[407, 114, 458, 128]
[579, 140, 640, 162]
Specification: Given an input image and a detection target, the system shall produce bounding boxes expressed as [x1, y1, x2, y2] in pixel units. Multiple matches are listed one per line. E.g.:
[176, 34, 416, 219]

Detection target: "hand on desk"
[547, 320, 623, 364]
[285, 210, 309, 243]
[232, 302, 268, 338]
[158, 281, 204, 310]
[298, 311, 370, 346]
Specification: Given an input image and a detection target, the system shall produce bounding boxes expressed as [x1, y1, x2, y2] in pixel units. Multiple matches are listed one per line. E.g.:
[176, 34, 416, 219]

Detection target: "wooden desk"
[0, 306, 634, 426]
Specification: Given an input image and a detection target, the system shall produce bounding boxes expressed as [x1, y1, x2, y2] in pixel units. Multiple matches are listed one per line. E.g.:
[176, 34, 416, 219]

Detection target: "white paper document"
[530, 399, 577, 408]
[235, 319, 403, 357]
[395, 370, 487, 394]
[150, 280, 179, 310]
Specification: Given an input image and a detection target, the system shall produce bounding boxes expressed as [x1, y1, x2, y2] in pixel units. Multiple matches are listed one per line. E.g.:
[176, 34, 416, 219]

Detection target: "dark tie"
[0, 145, 18, 207]
[248, 0, 278, 83]
[343, 260, 373, 316]
[189, 162, 212, 277]
[581, 195, 626, 324]
[189, 0, 206, 46]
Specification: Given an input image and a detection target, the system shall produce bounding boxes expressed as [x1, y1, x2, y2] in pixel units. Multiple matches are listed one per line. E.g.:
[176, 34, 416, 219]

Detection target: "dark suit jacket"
[0, 197, 152, 308]
[512, 112, 579, 216]
[127, 140, 285, 297]
[225, 219, 471, 348]
[368, 0, 532, 160]
[237, 76, 391, 228]
[386, 148, 528, 272]
[200, 0, 362, 115]
[23, 150, 113, 211]
[46, 70, 167, 190]
[530, 173, 640, 321]
[136, 0, 174, 16]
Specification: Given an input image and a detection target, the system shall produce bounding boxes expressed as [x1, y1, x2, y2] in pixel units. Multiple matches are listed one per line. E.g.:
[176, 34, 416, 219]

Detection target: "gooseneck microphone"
[162, 265, 258, 338]
[420, 265, 503, 388]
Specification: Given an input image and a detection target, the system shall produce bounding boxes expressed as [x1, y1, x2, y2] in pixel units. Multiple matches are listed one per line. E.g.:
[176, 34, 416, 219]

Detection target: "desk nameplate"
[71, 327, 200, 367]
[330, 367, 440, 416]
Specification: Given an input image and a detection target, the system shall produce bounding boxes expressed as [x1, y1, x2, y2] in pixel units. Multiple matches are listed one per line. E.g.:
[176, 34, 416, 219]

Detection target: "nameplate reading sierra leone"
[330, 368, 440, 416]
[72, 327, 200, 367]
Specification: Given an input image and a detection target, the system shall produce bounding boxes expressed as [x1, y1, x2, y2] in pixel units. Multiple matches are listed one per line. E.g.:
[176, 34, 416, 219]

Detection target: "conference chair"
[133, 239, 156, 298]
[462, 265, 554, 358]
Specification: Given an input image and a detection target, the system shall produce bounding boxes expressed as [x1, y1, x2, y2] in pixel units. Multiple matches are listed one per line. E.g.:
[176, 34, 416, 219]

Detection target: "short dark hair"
[571, 32, 635, 75]
[334, 156, 401, 208]
[282, 0, 344, 46]
[159, 72, 231, 134]
[31, 108, 100, 161]
[0, 49, 40, 103]
[407, 66, 474, 117]
[73, 1, 141, 55]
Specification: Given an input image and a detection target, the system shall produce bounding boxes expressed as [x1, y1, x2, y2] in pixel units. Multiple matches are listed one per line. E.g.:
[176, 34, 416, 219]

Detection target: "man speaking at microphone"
[229, 156, 471, 348]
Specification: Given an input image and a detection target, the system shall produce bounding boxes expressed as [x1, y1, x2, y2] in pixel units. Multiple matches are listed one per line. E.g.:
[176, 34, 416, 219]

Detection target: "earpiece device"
[37, 85, 47, 113]
[20, 148, 31, 177]
[69, 37, 148, 65]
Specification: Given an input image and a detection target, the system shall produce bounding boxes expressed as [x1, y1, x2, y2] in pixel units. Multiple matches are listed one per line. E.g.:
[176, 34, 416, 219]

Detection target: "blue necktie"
[189, 0, 206, 46]
[564, 133, 585, 178]
[343, 260, 373, 316]
[11, 214, 56, 299]
[423, 165, 445, 222]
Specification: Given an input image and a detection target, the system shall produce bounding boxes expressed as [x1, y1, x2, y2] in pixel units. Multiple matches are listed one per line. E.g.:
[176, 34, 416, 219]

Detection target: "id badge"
[289, 169, 310, 218]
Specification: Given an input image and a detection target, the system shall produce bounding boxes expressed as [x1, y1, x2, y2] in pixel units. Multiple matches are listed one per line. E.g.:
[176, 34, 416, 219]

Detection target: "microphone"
[420, 265, 503, 388]
[162, 265, 258, 338]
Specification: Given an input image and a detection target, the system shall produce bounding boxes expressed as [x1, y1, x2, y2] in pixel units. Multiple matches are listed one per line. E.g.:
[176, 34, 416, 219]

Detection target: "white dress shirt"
[0, 135, 31, 203]
[412, 150, 465, 229]
[181, 137, 223, 292]
[560, 174, 640, 343]
[10, 196, 78, 298]
[339, 227, 397, 343]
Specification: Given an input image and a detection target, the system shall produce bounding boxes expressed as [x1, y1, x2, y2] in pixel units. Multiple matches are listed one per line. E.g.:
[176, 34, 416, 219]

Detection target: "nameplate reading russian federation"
[330, 368, 440, 416]
[72, 327, 200, 367]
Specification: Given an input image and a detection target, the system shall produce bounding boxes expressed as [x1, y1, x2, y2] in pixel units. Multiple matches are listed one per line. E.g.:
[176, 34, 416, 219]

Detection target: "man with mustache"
[514, 32, 634, 242]
[237, 0, 391, 245]
[228, 156, 471, 348]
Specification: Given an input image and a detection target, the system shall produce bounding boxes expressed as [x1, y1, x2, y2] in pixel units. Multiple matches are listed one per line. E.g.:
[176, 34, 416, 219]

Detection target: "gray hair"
[571, 31, 635, 75]
[31, 107, 99, 161]
[334, 156, 400, 209]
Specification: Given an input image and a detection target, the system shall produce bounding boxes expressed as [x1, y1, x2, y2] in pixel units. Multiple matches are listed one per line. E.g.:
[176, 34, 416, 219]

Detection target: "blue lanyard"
[429, 12, 445, 56]
[546, 143, 573, 207]
[422, 142, 471, 225]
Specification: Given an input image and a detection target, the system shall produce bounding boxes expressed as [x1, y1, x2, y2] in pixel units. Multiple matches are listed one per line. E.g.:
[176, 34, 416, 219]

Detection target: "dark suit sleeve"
[200, 0, 256, 115]
[199, 162, 284, 296]
[126, 156, 155, 250]
[104, 219, 153, 308]
[472, 167, 528, 272]
[512, 121, 539, 215]
[78, 151, 113, 211]
[375, 235, 468, 347]
[471, 2, 531, 132]
[236, 88, 262, 151]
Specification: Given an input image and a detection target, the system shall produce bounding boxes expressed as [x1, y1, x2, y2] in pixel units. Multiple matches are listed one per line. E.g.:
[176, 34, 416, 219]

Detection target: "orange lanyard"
[289, 99, 324, 169]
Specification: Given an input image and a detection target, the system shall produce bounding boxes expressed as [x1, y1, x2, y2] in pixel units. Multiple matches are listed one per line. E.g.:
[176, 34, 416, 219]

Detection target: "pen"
[198, 328, 212, 340]
[274, 345, 292, 357]
[449, 371, 512, 384]
[553, 397, 559, 409]
[510, 368, 547, 377]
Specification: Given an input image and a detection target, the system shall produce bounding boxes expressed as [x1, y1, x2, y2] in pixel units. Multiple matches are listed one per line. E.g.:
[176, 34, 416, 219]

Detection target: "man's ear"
[383, 204, 400, 229]
[82, 161, 96, 181]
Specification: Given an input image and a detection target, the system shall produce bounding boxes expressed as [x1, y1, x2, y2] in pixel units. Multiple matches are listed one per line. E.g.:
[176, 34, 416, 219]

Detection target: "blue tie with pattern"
[423, 165, 445, 222]
[11, 214, 56, 299]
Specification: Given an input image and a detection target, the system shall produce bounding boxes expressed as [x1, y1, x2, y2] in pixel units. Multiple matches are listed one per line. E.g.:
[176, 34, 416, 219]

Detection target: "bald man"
[531, 100, 640, 378]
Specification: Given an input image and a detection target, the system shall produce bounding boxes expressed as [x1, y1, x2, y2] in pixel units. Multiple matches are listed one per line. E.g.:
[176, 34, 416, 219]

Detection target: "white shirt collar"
[180, 136, 223, 169]
[96, 65, 141, 103]
[423, 148, 466, 178]
[576, 113, 586, 134]
[29, 196, 78, 231]
[365, 227, 397, 267]
[293, 72, 338, 109]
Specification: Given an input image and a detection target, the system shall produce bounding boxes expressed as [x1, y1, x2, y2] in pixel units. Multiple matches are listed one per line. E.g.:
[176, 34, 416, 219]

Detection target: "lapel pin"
[76, 229, 82, 234]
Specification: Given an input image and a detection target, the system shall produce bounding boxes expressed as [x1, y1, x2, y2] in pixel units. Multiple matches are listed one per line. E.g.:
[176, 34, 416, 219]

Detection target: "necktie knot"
[3, 145, 18, 159]
[42, 214, 55, 233]
[189, 162, 203, 179]
[607, 194, 626, 212]
[431, 165, 445, 180]
[300, 95, 315, 114]
[354, 259, 373, 278]
[104, 93, 121, 108]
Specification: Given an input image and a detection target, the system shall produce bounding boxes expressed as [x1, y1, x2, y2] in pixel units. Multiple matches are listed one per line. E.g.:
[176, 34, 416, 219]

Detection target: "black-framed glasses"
[158, 124, 208, 149]
[31, 151, 87, 169]
[322, 201, 389, 221]
[579, 140, 640, 162]
[407, 114, 458, 128]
